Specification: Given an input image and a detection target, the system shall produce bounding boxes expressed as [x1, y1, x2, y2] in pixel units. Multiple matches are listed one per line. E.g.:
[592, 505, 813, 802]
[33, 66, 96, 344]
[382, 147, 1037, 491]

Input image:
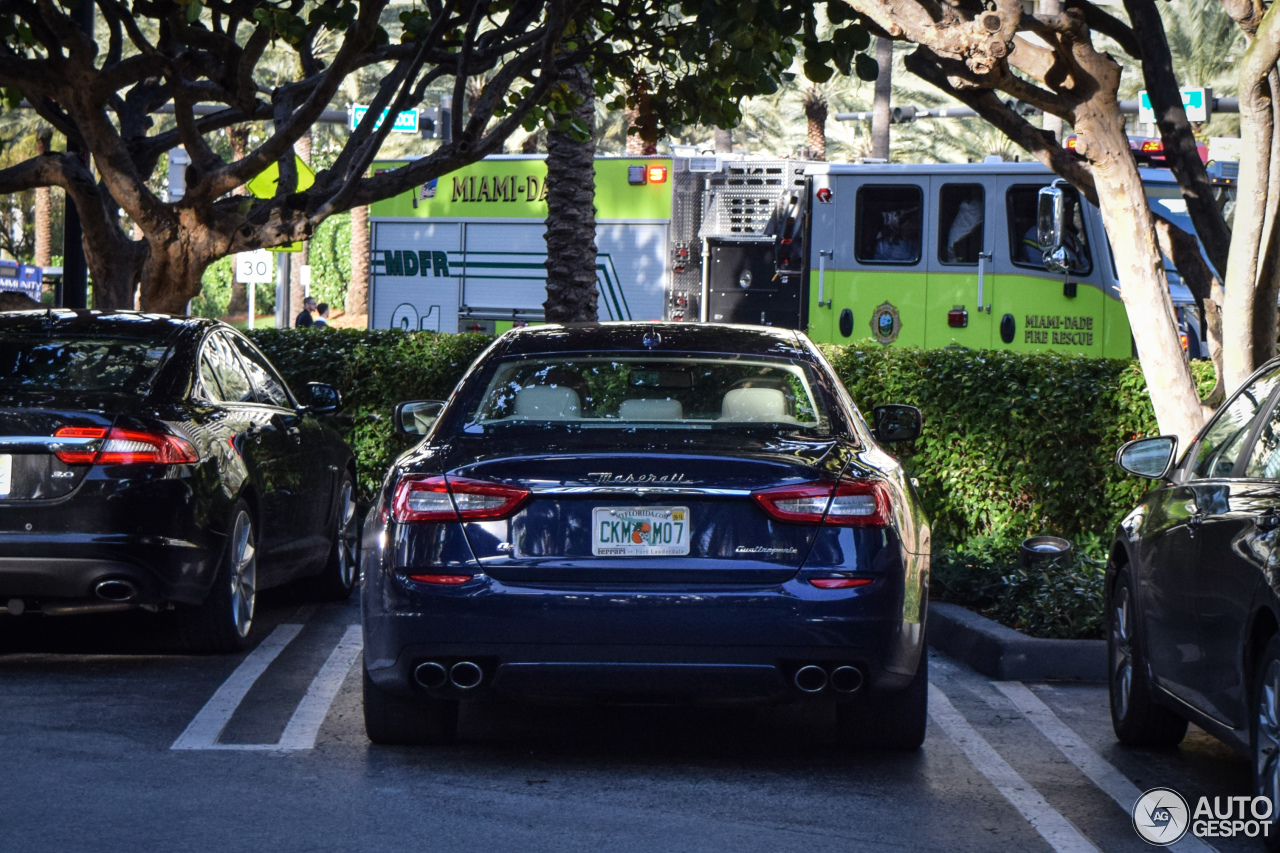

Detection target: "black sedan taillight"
[392, 474, 530, 523]
[752, 480, 891, 527]
[53, 426, 198, 465]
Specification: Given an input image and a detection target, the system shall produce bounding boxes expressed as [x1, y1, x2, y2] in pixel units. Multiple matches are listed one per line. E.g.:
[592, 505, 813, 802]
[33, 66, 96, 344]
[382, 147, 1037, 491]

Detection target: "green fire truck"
[367, 155, 1221, 355]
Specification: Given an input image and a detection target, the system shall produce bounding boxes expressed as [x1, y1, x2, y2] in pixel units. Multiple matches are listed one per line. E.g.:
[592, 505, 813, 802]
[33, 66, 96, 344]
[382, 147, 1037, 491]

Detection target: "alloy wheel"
[336, 479, 358, 588]
[229, 510, 256, 638]
[1257, 659, 1280, 833]
[1111, 584, 1133, 721]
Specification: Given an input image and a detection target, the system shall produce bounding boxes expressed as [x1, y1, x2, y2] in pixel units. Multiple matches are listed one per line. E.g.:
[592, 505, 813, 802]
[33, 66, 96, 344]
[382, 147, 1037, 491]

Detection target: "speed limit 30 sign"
[235, 249, 274, 284]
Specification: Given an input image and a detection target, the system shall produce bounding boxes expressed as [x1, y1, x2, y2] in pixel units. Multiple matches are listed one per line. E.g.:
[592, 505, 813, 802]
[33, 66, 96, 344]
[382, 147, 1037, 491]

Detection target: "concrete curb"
[928, 601, 1107, 682]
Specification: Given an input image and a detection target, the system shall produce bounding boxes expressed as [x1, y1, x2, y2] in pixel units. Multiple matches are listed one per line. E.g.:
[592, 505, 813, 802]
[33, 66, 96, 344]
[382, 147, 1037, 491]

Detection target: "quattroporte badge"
[871, 301, 902, 345]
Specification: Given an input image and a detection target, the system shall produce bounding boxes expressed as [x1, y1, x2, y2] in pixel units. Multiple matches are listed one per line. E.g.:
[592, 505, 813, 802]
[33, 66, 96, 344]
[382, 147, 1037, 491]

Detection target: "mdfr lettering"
[381, 250, 450, 277]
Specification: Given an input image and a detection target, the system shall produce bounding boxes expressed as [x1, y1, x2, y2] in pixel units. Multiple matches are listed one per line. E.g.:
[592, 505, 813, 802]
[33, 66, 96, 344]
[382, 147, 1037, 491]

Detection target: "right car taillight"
[392, 474, 530, 524]
[752, 480, 891, 527]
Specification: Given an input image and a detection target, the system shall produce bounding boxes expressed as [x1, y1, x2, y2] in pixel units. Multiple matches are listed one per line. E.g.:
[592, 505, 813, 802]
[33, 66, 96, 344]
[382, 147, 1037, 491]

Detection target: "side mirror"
[1116, 436, 1178, 479]
[1037, 184, 1066, 251]
[304, 382, 342, 414]
[395, 400, 447, 436]
[872, 404, 922, 444]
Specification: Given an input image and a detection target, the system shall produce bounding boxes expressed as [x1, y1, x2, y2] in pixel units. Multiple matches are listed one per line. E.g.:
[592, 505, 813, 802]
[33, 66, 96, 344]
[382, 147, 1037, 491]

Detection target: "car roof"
[0, 309, 213, 344]
[493, 322, 811, 359]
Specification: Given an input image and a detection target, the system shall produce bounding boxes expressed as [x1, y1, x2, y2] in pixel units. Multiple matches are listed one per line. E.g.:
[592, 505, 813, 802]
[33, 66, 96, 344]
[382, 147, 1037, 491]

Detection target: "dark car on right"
[1109, 357, 1280, 845]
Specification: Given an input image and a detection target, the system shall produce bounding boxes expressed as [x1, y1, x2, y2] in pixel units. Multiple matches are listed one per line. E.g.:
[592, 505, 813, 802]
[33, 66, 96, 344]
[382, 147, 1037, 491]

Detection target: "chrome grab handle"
[977, 252, 993, 314]
[817, 250, 833, 309]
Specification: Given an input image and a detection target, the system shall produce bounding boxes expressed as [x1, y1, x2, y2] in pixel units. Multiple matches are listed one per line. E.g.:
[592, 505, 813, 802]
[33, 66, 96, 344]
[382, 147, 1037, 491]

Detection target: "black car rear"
[0, 310, 357, 651]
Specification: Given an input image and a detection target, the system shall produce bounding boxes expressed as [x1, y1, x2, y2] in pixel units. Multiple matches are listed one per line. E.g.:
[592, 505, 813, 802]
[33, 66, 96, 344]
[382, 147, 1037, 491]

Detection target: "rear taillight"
[392, 474, 530, 523]
[752, 480, 891, 527]
[52, 426, 198, 465]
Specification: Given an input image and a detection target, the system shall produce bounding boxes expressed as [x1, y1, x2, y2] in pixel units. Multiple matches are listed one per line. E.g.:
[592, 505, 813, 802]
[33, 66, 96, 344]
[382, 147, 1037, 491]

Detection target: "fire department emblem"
[871, 302, 901, 345]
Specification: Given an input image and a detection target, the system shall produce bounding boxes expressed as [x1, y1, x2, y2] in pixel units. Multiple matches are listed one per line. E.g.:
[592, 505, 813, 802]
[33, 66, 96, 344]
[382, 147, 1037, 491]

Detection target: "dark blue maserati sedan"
[361, 323, 930, 747]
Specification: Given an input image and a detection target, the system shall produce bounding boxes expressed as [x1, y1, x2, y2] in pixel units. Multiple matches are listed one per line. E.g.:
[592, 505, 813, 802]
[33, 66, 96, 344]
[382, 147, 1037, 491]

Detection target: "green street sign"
[247, 156, 315, 253]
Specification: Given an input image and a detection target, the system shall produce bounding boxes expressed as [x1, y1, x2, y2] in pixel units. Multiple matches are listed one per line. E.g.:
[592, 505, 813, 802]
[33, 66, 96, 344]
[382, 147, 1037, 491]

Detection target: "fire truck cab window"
[938, 184, 985, 265]
[1007, 185, 1091, 273]
[856, 185, 923, 264]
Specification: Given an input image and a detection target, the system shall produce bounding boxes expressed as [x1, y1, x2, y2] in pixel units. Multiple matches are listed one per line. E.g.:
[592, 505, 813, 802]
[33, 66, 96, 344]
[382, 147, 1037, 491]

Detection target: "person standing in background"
[295, 296, 316, 328]
[314, 303, 330, 328]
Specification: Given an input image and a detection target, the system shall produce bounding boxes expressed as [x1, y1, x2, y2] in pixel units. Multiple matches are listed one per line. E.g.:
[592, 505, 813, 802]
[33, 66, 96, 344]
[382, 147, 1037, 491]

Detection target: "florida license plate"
[0, 454, 10, 497]
[592, 506, 690, 557]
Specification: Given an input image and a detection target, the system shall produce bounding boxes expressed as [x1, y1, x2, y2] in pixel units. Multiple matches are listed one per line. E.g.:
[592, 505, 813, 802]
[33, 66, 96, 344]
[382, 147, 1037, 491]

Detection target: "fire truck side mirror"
[1037, 184, 1066, 252]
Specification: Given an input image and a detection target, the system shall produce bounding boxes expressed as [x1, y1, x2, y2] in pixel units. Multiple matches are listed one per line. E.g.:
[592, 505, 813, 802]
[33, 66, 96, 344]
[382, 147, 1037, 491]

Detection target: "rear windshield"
[459, 355, 832, 435]
[0, 335, 168, 394]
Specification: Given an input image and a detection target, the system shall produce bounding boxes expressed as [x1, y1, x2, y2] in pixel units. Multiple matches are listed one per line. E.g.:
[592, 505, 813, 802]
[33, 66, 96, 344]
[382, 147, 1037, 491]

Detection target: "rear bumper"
[363, 573, 926, 704]
[0, 533, 222, 606]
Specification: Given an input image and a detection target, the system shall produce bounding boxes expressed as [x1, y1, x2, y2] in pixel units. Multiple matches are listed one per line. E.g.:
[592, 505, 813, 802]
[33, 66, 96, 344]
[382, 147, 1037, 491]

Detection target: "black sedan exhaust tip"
[830, 666, 865, 694]
[793, 665, 828, 693]
[413, 661, 449, 690]
[94, 579, 137, 603]
[449, 661, 484, 690]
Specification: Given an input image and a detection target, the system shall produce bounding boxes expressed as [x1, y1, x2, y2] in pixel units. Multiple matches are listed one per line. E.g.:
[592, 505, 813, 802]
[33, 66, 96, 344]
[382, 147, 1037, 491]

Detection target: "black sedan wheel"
[1108, 570, 1186, 747]
[178, 501, 257, 653]
[363, 668, 459, 745]
[1253, 636, 1280, 851]
[308, 473, 359, 601]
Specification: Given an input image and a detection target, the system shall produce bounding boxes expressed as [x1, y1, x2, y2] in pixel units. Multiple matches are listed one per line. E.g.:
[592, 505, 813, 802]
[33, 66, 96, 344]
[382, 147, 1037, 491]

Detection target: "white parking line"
[995, 682, 1219, 853]
[928, 682, 1100, 853]
[170, 623, 303, 750]
[277, 624, 363, 750]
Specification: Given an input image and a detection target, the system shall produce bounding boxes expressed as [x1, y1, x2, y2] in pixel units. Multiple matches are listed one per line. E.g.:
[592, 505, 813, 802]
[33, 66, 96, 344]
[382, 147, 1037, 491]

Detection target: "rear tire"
[178, 501, 257, 654]
[836, 645, 928, 751]
[306, 472, 359, 602]
[1251, 635, 1280, 851]
[1108, 570, 1187, 747]
[363, 668, 459, 745]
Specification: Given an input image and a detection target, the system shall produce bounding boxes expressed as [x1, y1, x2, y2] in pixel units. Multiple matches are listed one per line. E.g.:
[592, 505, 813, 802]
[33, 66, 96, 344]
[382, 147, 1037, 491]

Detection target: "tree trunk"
[33, 131, 52, 269]
[543, 63, 599, 323]
[625, 75, 658, 156]
[1084, 112, 1205, 441]
[714, 128, 732, 153]
[347, 205, 370, 319]
[872, 38, 893, 160]
[225, 127, 251, 317]
[804, 88, 828, 161]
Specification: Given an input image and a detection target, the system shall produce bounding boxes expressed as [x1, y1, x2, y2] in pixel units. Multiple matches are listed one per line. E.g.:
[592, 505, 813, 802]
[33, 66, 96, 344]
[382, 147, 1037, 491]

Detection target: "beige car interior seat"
[720, 387, 789, 422]
[617, 398, 684, 421]
[514, 385, 581, 419]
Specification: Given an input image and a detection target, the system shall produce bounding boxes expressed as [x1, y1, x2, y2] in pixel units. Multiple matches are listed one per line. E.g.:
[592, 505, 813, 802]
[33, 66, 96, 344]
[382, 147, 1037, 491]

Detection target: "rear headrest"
[514, 385, 581, 419]
[720, 387, 787, 422]
[618, 398, 683, 421]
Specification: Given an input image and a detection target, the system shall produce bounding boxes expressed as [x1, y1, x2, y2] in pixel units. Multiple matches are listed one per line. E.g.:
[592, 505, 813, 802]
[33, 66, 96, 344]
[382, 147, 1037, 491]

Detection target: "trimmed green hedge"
[247, 328, 492, 497]
[250, 329, 1214, 638]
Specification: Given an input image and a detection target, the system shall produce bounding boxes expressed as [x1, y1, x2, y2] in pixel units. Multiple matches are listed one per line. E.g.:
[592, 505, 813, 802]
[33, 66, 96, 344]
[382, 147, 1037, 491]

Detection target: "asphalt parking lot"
[0, 594, 1258, 853]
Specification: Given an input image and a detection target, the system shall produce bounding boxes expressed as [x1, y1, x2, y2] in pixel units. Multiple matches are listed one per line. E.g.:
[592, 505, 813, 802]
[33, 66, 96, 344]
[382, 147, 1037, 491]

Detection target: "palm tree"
[543, 63, 600, 322]
[802, 87, 829, 161]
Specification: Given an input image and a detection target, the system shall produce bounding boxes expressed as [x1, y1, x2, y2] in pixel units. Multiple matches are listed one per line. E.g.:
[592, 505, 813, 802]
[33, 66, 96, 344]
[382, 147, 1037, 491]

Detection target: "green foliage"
[247, 329, 492, 498]
[308, 213, 352, 311]
[932, 534, 1108, 639]
[821, 345, 1215, 548]
[190, 256, 234, 319]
